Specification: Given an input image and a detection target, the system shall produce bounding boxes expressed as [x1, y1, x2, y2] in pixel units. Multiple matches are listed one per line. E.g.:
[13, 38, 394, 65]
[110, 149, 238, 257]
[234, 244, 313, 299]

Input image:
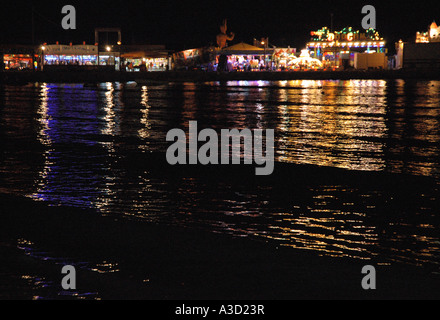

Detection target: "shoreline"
[1, 69, 440, 84]
[1, 158, 440, 300]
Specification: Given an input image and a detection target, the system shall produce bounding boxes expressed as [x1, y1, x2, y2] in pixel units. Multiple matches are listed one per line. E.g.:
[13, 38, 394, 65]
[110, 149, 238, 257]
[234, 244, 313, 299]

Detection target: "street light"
[261, 38, 268, 69]
[40, 45, 46, 71]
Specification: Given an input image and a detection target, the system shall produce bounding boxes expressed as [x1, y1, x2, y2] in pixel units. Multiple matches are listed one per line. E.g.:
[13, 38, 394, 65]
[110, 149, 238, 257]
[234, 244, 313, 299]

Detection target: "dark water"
[1, 79, 440, 298]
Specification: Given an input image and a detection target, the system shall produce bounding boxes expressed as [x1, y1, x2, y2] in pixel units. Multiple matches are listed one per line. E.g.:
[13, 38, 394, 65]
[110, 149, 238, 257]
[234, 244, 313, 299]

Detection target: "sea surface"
[1, 79, 440, 298]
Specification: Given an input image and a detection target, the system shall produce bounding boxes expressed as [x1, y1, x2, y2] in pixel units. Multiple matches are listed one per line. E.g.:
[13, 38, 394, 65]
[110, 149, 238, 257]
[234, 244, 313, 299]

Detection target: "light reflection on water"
[15, 238, 103, 300]
[0, 80, 440, 271]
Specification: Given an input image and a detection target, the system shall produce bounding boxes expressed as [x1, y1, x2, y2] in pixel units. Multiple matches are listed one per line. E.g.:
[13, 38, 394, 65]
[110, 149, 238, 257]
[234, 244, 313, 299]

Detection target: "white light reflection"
[93, 82, 122, 214]
[138, 85, 152, 142]
[100, 82, 118, 139]
[29, 83, 54, 202]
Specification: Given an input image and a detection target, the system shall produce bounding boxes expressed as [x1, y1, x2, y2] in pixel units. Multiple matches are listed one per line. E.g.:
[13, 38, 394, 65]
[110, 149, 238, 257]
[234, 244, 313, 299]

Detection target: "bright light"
[106, 46, 111, 52]
[41, 46, 46, 51]
[300, 49, 310, 57]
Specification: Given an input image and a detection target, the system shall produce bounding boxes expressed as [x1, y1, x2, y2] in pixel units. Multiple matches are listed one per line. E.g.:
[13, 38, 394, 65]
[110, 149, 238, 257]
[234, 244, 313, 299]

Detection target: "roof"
[222, 42, 265, 52]
[219, 42, 268, 56]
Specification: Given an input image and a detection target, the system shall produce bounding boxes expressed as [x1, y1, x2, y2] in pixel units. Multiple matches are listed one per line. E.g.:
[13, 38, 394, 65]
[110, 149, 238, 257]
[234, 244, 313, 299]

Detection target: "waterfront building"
[41, 43, 99, 70]
[121, 45, 170, 72]
[416, 21, 440, 43]
[0, 44, 38, 71]
[171, 47, 208, 70]
[397, 21, 440, 70]
[218, 42, 272, 71]
[307, 27, 386, 69]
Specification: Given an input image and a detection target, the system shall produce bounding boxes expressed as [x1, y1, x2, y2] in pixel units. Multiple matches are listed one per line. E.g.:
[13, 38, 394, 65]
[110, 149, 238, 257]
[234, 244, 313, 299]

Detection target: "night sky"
[1, 0, 440, 52]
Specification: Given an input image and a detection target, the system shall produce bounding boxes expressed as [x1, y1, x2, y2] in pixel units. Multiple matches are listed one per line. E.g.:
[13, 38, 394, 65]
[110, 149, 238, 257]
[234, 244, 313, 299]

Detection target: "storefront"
[218, 42, 271, 71]
[1, 45, 38, 71]
[121, 51, 169, 71]
[172, 48, 206, 71]
[307, 27, 386, 69]
[99, 52, 120, 70]
[3, 54, 34, 70]
[42, 44, 98, 70]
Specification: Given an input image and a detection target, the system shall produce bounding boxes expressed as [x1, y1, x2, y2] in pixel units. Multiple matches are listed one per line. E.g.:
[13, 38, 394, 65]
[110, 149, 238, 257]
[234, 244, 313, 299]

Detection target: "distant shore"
[1, 69, 440, 84]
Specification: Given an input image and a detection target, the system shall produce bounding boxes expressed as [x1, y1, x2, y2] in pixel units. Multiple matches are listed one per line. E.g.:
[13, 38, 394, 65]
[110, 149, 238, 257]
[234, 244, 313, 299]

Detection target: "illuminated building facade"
[398, 20, 440, 70]
[307, 27, 386, 69]
[416, 21, 440, 43]
[0, 44, 38, 71]
[121, 45, 170, 72]
[42, 44, 99, 68]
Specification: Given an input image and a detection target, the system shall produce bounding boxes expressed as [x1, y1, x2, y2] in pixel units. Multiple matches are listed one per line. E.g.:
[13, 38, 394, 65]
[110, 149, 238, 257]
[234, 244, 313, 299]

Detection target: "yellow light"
[41, 46, 46, 51]
[106, 46, 111, 52]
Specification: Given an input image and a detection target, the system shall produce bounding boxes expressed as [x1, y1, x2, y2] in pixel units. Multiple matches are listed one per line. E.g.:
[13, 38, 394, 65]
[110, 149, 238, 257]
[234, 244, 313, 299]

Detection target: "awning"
[121, 51, 169, 58]
[120, 51, 146, 58]
[44, 44, 98, 55]
[219, 42, 265, 55]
